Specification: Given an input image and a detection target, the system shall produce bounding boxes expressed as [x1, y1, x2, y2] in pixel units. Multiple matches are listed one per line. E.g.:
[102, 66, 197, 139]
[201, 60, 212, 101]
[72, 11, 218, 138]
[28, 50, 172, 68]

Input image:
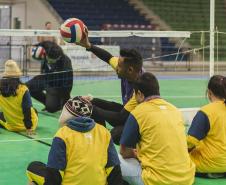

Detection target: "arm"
[45, 137, 66, 185]
[86, 45, 113, 63]
[44, 168, 62, 185]
[120, 145, 137, 159]
[187, 111, 210, 152]
[120, 114, 140, 159]
[76, 27, 113, 63]
[22, 91, 32, 131]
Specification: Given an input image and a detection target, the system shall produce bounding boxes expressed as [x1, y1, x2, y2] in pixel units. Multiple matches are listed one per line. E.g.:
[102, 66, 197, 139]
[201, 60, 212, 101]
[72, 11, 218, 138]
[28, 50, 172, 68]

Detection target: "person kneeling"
[119, 72, 195, 185]
[26, 96, 124, 185]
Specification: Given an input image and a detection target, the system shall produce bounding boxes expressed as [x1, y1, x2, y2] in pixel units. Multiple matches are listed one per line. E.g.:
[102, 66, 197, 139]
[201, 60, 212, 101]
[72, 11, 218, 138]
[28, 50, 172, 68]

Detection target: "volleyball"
[60, 18, 86, 43]
[31, 46, 46, 60]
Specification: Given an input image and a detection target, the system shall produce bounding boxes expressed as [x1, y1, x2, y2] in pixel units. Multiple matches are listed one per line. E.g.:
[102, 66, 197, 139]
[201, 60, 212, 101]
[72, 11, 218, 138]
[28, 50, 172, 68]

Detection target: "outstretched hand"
[76, 27, 91, 49]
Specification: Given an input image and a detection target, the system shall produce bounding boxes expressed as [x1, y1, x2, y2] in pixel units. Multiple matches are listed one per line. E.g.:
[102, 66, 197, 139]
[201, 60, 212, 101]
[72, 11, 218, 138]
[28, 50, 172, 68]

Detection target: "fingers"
[84, 26, 88, 35]
[26, 129, 36, 136]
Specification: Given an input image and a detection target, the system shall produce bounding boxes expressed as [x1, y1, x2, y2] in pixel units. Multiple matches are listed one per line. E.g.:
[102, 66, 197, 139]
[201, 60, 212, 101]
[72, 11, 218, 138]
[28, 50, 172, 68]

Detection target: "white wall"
[8, 0, 61, 29]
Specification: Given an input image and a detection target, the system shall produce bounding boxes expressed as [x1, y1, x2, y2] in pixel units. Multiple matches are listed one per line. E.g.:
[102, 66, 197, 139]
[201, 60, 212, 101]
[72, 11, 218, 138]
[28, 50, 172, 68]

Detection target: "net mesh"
[0, 29, 221, 110]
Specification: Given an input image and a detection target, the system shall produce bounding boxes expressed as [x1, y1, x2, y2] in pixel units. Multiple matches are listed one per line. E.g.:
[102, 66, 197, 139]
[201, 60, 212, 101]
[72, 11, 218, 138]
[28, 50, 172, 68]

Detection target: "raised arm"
[77, 27, 113, 63]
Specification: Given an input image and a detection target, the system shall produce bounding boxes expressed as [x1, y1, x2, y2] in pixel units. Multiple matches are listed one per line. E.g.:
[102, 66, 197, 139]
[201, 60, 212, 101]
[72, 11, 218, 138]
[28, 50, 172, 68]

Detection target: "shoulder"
[109, 57, 119, 69]
[17, 84, 28, 94]
[95, 123, 111, 138]
[130, 102, 147, 119]
[200, 103, 214, 114]
[124, 93, 138, 112]
[54, 126, 71, 141]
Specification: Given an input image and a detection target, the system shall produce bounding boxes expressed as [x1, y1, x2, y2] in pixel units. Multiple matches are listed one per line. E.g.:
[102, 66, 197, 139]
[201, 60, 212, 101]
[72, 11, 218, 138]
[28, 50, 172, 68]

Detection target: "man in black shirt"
[26, 41, 73, 113]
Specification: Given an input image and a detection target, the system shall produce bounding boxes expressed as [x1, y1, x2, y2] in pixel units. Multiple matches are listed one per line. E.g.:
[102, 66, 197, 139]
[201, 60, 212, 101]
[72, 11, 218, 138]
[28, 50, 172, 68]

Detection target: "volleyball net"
[0, 29, 225, 111]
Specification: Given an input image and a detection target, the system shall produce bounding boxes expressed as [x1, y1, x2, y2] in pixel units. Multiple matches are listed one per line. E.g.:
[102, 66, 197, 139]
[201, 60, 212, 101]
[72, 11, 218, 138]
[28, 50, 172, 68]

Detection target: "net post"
[209, 0, 215, 77]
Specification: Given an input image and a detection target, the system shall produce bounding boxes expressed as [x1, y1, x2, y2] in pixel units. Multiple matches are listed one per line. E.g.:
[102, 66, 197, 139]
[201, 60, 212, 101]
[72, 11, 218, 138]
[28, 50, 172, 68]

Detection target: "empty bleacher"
[47, 0, 186, 61]
[142, 0, 226, 61]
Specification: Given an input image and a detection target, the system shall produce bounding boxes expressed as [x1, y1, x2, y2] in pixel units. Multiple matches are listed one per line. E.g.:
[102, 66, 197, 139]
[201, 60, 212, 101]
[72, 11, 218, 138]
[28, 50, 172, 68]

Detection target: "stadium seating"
[47, 0, 186, 61]
[142, 0, 226, 60]
[48, 0, 150, 30]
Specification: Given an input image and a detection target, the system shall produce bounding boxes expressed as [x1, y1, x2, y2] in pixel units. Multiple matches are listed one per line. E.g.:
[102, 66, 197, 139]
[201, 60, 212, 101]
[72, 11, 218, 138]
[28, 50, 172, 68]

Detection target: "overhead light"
[0, 5, 9, 9]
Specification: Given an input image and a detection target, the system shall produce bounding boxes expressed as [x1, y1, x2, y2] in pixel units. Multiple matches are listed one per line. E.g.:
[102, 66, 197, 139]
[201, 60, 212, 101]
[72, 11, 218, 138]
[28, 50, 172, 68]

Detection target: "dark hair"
[120, 49, 143, 72]
[40, 41, 63, 59]
[133, 72, 160, 97]
[208, 75, 226, 104]
[45, 21, 51, 26]
[0, 77, 21, 97]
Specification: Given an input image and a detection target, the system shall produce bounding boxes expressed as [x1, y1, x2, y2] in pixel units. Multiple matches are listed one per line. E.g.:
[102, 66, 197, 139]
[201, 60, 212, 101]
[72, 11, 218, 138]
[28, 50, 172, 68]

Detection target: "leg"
[26, 161, 46, 185]
[92, 98, 123, 112]
[45, 88, 71, 113]
[111, 126, 124, 145]
[91, 98, 124, 127]
[118, 154, 144, 185]
[45, 89, 61, 113]
[26, 76, 46, 105]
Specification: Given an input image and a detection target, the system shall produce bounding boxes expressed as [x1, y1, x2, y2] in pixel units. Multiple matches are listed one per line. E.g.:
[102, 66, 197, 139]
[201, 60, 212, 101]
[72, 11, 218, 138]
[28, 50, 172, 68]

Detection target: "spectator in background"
[37, 21, 57, 43]
[187, 75, 226, 178]
[0, 60, 38, 135]
[119, 72, 195, 185]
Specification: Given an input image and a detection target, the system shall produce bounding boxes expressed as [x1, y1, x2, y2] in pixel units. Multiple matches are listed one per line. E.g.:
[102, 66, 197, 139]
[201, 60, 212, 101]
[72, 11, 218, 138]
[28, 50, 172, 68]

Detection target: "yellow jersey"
[0, 84, 38, 131]
[122, 98, 195, 185]
[188, 100, 226, 172]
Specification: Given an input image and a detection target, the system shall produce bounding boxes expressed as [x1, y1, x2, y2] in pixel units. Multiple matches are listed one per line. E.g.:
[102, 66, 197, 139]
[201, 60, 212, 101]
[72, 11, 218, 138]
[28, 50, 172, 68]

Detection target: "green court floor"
[1, 78, 226, 185]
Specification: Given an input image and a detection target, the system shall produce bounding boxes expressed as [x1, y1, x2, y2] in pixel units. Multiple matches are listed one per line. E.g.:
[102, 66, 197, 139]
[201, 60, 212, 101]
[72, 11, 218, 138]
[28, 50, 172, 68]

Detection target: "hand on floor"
[26, 129, 36, 136]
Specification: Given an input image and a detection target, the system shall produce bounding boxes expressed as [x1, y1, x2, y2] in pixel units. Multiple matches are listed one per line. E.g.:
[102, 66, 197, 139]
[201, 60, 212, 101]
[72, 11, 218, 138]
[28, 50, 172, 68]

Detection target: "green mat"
[0, 78, 225, 184]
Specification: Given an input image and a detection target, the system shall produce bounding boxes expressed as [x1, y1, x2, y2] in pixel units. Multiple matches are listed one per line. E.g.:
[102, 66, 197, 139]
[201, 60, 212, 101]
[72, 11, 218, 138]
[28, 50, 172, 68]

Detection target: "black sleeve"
[188, 111, 210, 140]
[44, 167, 62, 185]
[22, 91, 32, 129]
[107, 165, 124, 185]
[92, 105, 130, 127]
[87, 45, 113, 63]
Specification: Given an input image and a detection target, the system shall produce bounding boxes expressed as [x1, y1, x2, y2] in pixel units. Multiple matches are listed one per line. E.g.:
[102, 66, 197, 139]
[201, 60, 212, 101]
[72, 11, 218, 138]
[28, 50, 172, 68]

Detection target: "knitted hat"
[59, 96, 93, 124]
[3, 60, 22, 77]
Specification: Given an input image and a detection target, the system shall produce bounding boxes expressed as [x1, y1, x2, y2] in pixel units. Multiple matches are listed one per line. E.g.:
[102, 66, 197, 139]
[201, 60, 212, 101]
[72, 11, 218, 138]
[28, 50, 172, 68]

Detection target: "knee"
[27, 161, 44, 171]
[27, 161, 46, 185]
[45, 105, 60, 113]
[111, 126, 124, 145]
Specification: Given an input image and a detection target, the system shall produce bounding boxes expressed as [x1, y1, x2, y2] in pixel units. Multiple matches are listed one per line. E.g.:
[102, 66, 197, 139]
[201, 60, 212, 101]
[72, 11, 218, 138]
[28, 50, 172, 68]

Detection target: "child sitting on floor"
[0, 60, 38, 135]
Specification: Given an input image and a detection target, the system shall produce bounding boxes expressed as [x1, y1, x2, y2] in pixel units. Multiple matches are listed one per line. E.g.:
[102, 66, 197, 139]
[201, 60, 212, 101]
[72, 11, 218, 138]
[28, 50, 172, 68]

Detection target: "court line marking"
[15, 132, 52, 146]
[0, 137, 53, 143]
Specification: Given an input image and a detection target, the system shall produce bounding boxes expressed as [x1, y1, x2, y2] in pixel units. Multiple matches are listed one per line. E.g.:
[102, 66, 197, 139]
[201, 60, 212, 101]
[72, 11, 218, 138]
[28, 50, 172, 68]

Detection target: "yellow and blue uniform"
[187, 100, 226, 173]
[27, 117, 120, 185]
[0, 84, 38, 131]
[109, 57, 138, 112]
[120, 98, 195, 185]
[109, 57, 135, 105]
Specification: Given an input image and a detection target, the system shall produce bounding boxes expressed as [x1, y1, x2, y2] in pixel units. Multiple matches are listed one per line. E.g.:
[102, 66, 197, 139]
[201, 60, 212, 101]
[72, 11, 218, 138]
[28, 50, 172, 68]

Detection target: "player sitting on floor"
[26, 41, 73, 113]
[26, 96, 124, 185]
[0, 60, 38, 135]
[119, 72, 195, 185]
[77, 27, 143, 145]
[187, 75, 226, 178]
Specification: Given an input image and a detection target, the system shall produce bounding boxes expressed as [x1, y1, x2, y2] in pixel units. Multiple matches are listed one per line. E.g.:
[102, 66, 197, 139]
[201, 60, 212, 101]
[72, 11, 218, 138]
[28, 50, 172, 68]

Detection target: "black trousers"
[91, 98, 126, 145]
[26, 75, 71, 113]
[27, 161, 126, 185]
